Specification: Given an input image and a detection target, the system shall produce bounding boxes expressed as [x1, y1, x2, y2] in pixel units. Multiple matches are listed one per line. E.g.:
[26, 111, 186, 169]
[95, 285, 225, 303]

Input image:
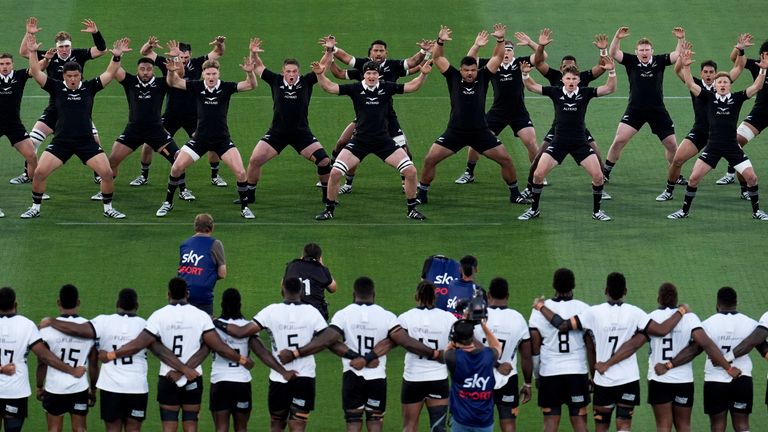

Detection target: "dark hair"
[0, 53, 13, 60]
[168, 277, 188, 300]
[137, 57, 155, 66]
[59, 284, 79, 309]
[354, 277, 375, 298]
[416, 281, 436, 306]
[553, 268, 575, 294]
[179, 42, 192, 52]
[717, 286, 737, 307]
[62, 61, 82, 74]
[451, 319, 475, 344]
[283, 58, 300, 68]
[368, 40, 388, 54]
[220, 288, 243, 319]
[460, 255, 478, 277]
[460, 56, 478, 67]
[303, 243, 322, 260]
[0, 287, 15, 311]
[760, 40, 768, 55]
[117, 288, 138, 311]
[284, 277, 302, 295]
[657, 283, 678, 308]
[488, 277, 509, 300]
[561, 55, 577, 64]
[606, 272, 626, 300]
[362, 61, 380, 73]
[562, 65, 580, 76]
[700, 60, 717, 70]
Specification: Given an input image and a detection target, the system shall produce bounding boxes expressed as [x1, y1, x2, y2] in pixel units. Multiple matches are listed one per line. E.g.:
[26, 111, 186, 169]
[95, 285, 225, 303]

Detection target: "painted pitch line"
[56, 221, 504, 227]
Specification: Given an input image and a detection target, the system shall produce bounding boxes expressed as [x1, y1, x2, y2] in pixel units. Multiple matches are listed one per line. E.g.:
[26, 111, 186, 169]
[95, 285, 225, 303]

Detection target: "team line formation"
[2, 254, 767, 432]
[1, 18, 767, 222]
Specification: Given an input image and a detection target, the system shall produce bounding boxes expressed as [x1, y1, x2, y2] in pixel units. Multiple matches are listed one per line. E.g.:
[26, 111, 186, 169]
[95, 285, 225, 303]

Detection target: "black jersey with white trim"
[689, 77, 711, 130]
[186, 80, 238, 142]
[338, 81, 404, 140]
[37, 49, 93, 81]
[42, 76, 103, 140]
[543, 68, 596, 88]
[444, 65, 493, 130]
[349, 57, 408, 82]
[542, 86, 597, 142]
[480, 56, 530, 114]
[262, 69, 317, 132]
[120, 74, 167, 126]
[745, 58, 768, 109]
[699, 89, 749, 145]
[619, 53, 672, 108]
[157, 55, 208, 118]
[0, 69, 30, 121]
[283, 258, 333, 310]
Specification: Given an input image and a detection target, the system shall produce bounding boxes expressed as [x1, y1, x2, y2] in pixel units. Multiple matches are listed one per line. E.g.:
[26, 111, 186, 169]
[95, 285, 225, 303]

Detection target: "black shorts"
[704, 377, 753, 415]
[344, 135, 399, 161]
[0, 122, 30, 146]
[494, 373, 519, 408]
[210, 381, 252, 413]
[38, 103, 58, 130]
[45, 138, 104, 164]
[100, 389, 148, 422]
[116, 123, 176, 152]
[0, 397, 28, 419]
[647, 380, 694, 407]
[268, 377, 316, 414]
[620, 106, 675, 139]
[400, 378, 449, 404]
[684, 127, 709, 151]
[262, 128, 319, 154]
[543, 127, 594, 144]
[544, 141, 596, 165]
[593, 380, 641, 407]
[183, 138, 236, 159]
[537, 374, 590, 410]
[698, 143, 749, 170]
[435, 128, 502, 153]
[42, 389, 89, 416]
[342, 371, 387, 412]
[744, 106, 768, 133]
[162, 114, 197, 138]
[486, 110, 534, 137]
[157, 376, 204, 406]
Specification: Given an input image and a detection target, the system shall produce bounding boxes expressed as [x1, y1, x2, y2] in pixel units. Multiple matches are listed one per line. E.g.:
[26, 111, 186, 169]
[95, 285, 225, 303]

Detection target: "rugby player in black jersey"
[668, 48, 768, 220]
[20, 35, 129, 219]
[602, 26, 686, 187]
[417, 24, 529, 205]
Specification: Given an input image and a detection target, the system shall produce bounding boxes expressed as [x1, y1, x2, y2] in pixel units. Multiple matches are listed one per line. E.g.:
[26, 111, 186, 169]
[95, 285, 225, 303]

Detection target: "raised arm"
[311, 61, 340, 94]
[680, 50, 702, 96]
[674, 40, 692, 83]
[139, 35, 161, 60]
[591, 33, 609, 78]
[466, 31, 489, 61]
[26, 35, 48, 87]
[98, 38, 131, 88]
[237, 55, 258, 92]
[403, 60, 432, 93]
[248, 38, 266, 76]
[514, 31, 542, 64]
[669, 27, 686, 64]
[405, 39, 431, 69]
[520, 61, 543, 95]
[165, 57, 187, 90]
[533, 28, 552, 75]
[19, 17, 41, 58]
[610, 26, 629, 63]
[595, 332, 647, 374]
[745, 54, 768, 98]
[433, 25, 453, 73]
[480, 321, 502, 358]
[596, 56, 617, 96]
[729, 33, 751, 81]
[81, 19, 107, 59]
[485, 23, 507, 73]
[207, 35, 226, 61]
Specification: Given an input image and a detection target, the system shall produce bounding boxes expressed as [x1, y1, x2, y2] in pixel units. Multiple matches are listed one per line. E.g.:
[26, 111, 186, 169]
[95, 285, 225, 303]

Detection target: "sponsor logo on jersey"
[365, 96, 379, 105]
[138, 91, 152, 100]
[462, 87, 475, 95]
[67, 92, 82, 101]
[716, 107, 731, 115]
[204, 96, 219, 105]
[284, 91, 298, 100]
[498, 73, 514, 82]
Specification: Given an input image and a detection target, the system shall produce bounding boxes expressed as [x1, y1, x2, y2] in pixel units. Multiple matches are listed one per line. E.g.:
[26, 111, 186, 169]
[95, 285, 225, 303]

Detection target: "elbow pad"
[549, 314, 565, 329]
[92, 31, 107, 52]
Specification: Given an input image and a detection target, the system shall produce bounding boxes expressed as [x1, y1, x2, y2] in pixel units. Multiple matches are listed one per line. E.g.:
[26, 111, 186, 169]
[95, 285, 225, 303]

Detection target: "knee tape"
[427, 405, 447, 430]
[289, 410, 309, 423]
[160, 142, 180, 163]
[333, 159, 349, 175]
[734, 159, 753, 174]
[593, 408, 613, 424]
[396, 157, 414, 174]
[159, 408, 178, 422]
[344, 410, 364, 423]
[181, 410, 199, 422]
[569, 405, 588, 417]
[366, 410, 385, 422]
[312, 148, 329, 165]
[542, 406, 561, 416]
[738, 123, 756, 142]
[497, 405, 518, 420]
[29, 128, 46, 149]
[615, 406, 633, 420]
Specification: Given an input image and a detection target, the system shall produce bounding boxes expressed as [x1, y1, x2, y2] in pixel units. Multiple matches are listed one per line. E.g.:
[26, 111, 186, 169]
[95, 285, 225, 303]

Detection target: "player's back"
[41, 316, 94, 394]
[398, 307, 456, 381]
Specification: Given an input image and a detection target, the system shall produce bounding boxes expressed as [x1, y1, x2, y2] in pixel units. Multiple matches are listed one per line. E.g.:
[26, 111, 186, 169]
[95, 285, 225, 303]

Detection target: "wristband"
[112, 55, 121, 62]
[760, 68, 766, 76]
[724, 351, 736, 362]
[496, 38, 504, 43]
[739, 48, 745, 56]
[343, 349, 361, 360]
[533, 300, 542, 310]
[436, 40, 444, 46]
[431, 349, 440, 360]
[363, 351, 379, 363]
[333, 47, 338, 54]
[665, 361, 674, 370]
[608, 70, 616, 77]
[420, 48, 428, 55]
[238, 355, 248, 365]
[292, 348, 301, 359]
[600, 48, 608, 57]
[325, 47, 333, 53]
[677, 306, 686, 316]
[92, 31, 107, 52]
[727, 366, 736, 373]
[107, 351, 117, 361]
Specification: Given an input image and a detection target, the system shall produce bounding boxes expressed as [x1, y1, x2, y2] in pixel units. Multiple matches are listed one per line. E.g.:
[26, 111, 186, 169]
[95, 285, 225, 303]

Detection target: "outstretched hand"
[25, 34, 41, 54]
[514, 32, 532, 46]
[418, 39, 434, 51]
[419, 60, 433, 74]
[615, 26, 630, 39]
[146, 35, 163, 50]
[538, 28, 553, 46]
[757, 52, 768, 69]
[681, 49, 695, 67]
[80, 19, 98, 34]
[111, 38, 132, 57]
[594, 34, 608, 50]
[26, 17, 41, 35]
[165, 40, 181, 57]
[599, 56, 615, 71]
[210, 35, 226, 48]
[240, 56, 255, 73]
[672, 27, 685, 40]
[249, 38, 264, 54]
[736, 33, 754, 50]
[318, 35, 335, 50]
[474, 30, 489, 48]
[438, 25, 453, 42]
[491, 23, 507, 40]
[311, 61, 325, 75]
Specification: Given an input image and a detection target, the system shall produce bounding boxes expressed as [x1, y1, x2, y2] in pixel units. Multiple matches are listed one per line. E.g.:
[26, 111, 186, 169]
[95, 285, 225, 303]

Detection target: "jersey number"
[111, 345, 133, 365]
[59, 348, 81, 367]
[228, 348, 241, 368]
[299, 278, 312, 296]
[2, 349, 13, 364]
[661, 338, 673, 360]
[356, 335, 375, 355]
[418, 338, 439, 360]
[172, 335, 183, 357]
[481, 337, 507, 353]
[558, 332, 570, 353]
[287, 334, 299, 350]
[608, 336, 619, 355]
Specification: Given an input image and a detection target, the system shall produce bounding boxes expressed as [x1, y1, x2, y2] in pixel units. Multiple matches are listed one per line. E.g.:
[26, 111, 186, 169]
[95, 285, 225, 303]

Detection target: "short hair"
[459, 255, 478, 277]
[194, 213, 214, 233]
[700, 60, 717, 71]
[303, 243, 322, 260]
[636, 37, 653, 47]
[416, 281, 436, 306]
[137, 57, 155, 66]
[488, 277, 509, 300]
[451, 319, 475, 344]
[354, 277, 375, 298]
[605, 272, 626, 300]
[168, 277, 188, 300]
[59, 284, 79, 309]
[220, 288, 243, 319]
[202, 59, 220, 70]
[717, 286, 737, 307]
[562, 65, 580, 76]
[0, 287, 15, 311]
[714, 72, 733, 83]
[657, 283, 678, 309]
[179, 42, 192, 52]
[117, 288, 138, 311]
[0, 53, 13, 60]
[283, 58, 300, 68]
[553, 268, 575, 294]
[368, 40, 387, 54]
[62, 62, 82, 74]
[760, 40, 768, 55]
[561, 55, 577, 64]
[460, 56, 478, 67]
[362, 61, 380, 73]
[283, 277, 302, 295]
[55, 31, 72, 43]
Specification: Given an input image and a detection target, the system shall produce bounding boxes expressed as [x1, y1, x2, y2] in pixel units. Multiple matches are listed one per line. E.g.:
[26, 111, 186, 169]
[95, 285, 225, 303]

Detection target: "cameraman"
[444, 319, 501, 432]
[283, 243, 337, 320]
[439, 255, 483, 318]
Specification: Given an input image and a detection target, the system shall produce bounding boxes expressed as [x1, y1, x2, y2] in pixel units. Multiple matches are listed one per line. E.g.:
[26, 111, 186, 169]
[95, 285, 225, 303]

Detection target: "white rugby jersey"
[91, 313, 148, 393]
[702, 312, 757, 382]
[254, 302, 327, 383]
[529, 298, 590, 376]
[331, 303, 399, 380]
[211, 318, 251, 384]
[647, 309, 701, 383]
[577, 302, 650, 387]
[145, 303, 214, 377]
[398, 307, 456, 382]
[0, 314, 43, 398]
[41, 316, 95, 394]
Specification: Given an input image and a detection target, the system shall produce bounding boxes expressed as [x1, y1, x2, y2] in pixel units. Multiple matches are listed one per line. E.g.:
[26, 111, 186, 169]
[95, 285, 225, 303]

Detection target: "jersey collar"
[363, 81, 379, 92]
[139, 76, 156, 87]
[0, 313, 16, 318]
[0, 70, 14, 83]
[59, 314, 80, 318]
[283, 76, 301, 88]
[562, 86, 580, 98]
[715, 93, 732, 103]
[283, 300, 302, 305]
[204, 80, 221, 92]
[57, 52, 72, 62]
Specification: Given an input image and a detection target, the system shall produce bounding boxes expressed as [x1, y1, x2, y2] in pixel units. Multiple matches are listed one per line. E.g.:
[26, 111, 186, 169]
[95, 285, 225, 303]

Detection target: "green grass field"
[2, 1, 768, 430]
